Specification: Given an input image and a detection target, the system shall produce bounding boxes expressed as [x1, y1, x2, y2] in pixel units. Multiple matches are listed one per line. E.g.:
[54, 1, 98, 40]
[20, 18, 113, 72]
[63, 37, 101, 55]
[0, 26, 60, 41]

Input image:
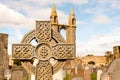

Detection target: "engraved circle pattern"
[36, 43, 51, 60]
[21, 30, 66, 74]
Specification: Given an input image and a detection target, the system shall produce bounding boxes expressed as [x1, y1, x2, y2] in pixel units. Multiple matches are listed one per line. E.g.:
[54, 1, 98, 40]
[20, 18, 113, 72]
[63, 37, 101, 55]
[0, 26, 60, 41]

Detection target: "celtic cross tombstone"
[12, 21, 75, 80]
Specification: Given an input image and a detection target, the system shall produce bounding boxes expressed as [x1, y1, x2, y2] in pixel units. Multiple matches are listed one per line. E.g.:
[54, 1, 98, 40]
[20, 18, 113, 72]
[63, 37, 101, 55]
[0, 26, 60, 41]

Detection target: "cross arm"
[36, 21, 52, 43]
[52, 44, 75, 59]
[12, 44, 35, 60]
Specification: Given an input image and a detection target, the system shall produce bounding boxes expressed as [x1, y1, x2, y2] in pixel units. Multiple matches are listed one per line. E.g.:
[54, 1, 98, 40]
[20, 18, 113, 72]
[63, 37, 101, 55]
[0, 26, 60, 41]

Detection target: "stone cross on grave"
[12, 21, 75, 80]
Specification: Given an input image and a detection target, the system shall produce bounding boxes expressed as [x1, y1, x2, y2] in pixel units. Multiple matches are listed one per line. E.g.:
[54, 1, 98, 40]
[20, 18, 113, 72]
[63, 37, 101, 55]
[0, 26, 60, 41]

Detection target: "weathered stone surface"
[11, 66, 28, 80]
[113, 46, 120, 59]
[0, 33, 9, 79]
[84, 66, 92, 80]
[12, 5, 76, 80]
[107, 58, 120, 80]
[97, 69, 103, 80]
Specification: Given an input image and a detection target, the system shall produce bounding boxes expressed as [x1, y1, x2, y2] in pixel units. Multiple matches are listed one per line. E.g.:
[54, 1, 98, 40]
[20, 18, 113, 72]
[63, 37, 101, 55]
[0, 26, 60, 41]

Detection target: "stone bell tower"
[66, 8, 76, 45]
[50, 4, 59, 32]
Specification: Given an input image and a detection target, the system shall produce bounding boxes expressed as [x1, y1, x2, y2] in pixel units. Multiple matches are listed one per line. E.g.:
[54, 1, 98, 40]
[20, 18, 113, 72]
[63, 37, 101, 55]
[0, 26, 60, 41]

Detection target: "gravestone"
[76, 64, 84, 79]
[12, 5, 76, 80]
[84, 66, 92, 80]
[0, 33, 9, 79]
[97, 69, 102, 80]
[107, 58, 120, 80]
[4, 66, 12, 80]
[11, 66, 28, 80]
[100, 73, 109, 80]
[100, 66, 109, 80]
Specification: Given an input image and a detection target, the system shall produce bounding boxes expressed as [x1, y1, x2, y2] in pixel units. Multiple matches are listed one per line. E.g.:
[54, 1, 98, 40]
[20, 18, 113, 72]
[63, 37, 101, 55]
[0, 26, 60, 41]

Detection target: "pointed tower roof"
[50, 4, 57, 16]
[68, 8, 76, 26]
[70, 8, 75, 16]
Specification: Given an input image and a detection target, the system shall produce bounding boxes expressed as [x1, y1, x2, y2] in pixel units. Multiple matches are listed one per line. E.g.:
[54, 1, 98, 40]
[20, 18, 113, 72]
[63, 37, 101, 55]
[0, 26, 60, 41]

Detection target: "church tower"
[50, 4, 59, 32]
[66, 8, 76, 44]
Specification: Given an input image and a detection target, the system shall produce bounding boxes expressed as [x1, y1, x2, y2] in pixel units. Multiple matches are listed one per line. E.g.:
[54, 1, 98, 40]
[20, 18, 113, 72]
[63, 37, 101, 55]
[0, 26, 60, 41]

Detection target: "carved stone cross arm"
[12, 44, 36, 74]
[12, 20, 75, 80]
[12, 44, 35, 60]
[52, 44, 75, 59]
[36, 21, 51, 43]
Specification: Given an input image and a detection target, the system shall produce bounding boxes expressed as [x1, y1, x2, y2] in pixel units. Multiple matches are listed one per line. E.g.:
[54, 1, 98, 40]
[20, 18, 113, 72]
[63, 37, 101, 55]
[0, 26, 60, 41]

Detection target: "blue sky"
[0, 0, 120, 56]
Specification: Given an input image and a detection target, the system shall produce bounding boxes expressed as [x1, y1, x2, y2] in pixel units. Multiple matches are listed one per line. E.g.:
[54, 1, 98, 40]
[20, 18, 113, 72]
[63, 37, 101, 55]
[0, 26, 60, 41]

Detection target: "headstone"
[100, 73, 109, 80]
[11, 66, 28, 80]
[100, 66, 109, 80]
[97, 69, 103, 80]
[0, 33, 9, 79]
[12, 5, 76, 80]
[4, 66, 12, 80]
[107, 58, 120, 80]
[76, 65, 84, 79]
[84, 66, 92, 80]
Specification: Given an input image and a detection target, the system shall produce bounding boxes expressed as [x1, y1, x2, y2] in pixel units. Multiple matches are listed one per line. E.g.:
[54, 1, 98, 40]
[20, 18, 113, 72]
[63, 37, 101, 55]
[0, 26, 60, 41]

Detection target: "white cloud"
[22, 0, 89, 6]
[93, 14, 111, 24]
[96, 0, 120, 10]
[0, 3, 34, 29]
[69, 0, 89, 5]
[0, 3, 25, 24]
[76, 29, 120, 56]
[96, 0, 109, 3]
[81, 8, 93, 14]
[26, 7, 68, 24]
[0, 2, 69, 29]
[76, 20, 85, 26]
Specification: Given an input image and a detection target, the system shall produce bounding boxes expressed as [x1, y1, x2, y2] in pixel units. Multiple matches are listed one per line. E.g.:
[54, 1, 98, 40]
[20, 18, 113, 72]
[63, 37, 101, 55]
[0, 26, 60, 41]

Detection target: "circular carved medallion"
[21, 30, 66, 74]
[35, 43, 52, 60]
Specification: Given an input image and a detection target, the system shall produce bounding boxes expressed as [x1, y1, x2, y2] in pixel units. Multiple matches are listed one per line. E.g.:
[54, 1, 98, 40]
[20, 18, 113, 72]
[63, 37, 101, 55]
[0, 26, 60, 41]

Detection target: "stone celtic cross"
[12, 21, 75, 80]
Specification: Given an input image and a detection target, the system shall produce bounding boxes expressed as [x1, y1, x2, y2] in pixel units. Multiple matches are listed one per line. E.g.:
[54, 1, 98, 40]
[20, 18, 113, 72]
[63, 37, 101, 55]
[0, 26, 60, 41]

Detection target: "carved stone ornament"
[12, 21, 75, 80]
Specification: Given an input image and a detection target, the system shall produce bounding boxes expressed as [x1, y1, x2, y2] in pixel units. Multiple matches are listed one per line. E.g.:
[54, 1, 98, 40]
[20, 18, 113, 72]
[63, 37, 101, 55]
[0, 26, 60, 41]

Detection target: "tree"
[91, 72, 97, 80]
[63, 74, 69, 80]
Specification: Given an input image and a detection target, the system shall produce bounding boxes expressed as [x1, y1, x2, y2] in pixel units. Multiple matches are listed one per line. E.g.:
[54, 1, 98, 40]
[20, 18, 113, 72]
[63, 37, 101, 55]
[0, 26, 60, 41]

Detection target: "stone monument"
[84, 66, 92, 80]
[107, 58, 120, 80]
[97, 68, 102, 80]
[0, 33, 9, 79]
[12, 5, 76, 80]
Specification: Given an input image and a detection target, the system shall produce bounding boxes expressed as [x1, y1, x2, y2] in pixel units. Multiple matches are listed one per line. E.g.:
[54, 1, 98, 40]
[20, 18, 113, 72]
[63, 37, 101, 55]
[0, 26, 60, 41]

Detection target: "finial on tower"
[69, 8, 76, 26]
[50, 4, 58, 25]
[51, 4, 56, 14]
[70, 8, 75, 16]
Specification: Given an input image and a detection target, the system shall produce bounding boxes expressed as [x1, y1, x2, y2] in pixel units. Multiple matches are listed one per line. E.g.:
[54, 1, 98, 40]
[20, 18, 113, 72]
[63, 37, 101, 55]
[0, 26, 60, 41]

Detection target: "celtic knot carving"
[37, 61, 52, 80]
[12, 21, 75, 80]
[36, 21, 51, 43]
[12, 44, 35, 59]
[22, 30, 35, 43]
[21, 62, 35, 74]
[35, 43, 51, 60]
[53, 44, 74, 59]
[40, 46, 49, 58]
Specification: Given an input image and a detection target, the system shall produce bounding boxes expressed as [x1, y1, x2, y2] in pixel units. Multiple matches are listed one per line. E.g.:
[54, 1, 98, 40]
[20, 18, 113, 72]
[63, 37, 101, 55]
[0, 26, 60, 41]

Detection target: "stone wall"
[113, 46, 120, 59]
[0, 33, 9, 79]
[81, 56, 107, 67]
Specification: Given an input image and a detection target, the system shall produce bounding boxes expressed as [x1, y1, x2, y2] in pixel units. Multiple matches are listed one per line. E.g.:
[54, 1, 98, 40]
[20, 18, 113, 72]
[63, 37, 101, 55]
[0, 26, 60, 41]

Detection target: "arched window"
[54, 16, 57, 23]
[72, 18, 75, 25]
[60, 28, 66, 40]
